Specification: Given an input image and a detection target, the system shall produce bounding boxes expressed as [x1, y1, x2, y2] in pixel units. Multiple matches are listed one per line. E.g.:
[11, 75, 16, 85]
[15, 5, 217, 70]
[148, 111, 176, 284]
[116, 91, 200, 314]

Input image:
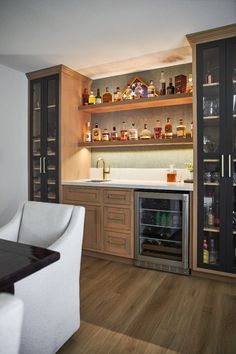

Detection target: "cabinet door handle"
[229, 154, 232, 178]
[39, 157, 42, 174]
[43, 157, 46, 174]
[221, 155, 224, 178]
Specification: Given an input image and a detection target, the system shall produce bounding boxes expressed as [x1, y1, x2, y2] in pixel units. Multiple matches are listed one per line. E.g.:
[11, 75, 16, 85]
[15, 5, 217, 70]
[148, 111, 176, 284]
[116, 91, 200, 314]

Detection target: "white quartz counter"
[62, 179, 193, 191]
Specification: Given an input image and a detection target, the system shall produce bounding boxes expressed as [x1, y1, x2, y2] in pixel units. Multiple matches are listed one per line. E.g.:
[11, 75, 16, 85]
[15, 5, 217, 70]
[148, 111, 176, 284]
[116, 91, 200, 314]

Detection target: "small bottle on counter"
[111, 126, 119, 140]
[92, 123, 101, 141]
[128, 123, 138, 140]
[154, 119, 162, 139]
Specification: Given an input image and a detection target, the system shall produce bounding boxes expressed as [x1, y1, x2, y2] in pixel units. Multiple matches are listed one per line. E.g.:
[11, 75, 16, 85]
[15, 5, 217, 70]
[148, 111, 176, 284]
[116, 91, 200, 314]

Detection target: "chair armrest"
[0, 203, 24, 242]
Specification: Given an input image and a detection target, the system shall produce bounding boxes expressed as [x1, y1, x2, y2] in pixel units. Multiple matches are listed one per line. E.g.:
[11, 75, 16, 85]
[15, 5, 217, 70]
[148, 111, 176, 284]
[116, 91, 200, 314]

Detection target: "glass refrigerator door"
[45, 76, 59, 203]
[31, 81, 43, 201]
[198, 42, 224, 270]
[138, 196, 185, 263]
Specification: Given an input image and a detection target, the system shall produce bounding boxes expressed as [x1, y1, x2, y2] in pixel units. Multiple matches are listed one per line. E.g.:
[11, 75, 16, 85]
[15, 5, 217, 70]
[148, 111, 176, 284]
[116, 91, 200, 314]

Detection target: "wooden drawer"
[62, 186, 102, 204]
[83, 205, 102, 251]
[104, 230, 132, 258]
[103, 189, 132, 205]
[104, 206, 131, 231]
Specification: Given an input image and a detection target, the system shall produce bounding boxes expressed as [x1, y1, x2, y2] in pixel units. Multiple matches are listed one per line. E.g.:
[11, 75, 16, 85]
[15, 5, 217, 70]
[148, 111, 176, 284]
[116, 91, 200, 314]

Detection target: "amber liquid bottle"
[102, 87, 112, 103]
[164, 117, 173, 138]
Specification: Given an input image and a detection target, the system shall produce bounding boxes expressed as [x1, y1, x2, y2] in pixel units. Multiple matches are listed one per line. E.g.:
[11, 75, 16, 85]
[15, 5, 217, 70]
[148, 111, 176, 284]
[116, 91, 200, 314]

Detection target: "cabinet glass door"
[197, 40, 226, 270]
[45, 76, 59, 203]
[31, 81, 43, 201]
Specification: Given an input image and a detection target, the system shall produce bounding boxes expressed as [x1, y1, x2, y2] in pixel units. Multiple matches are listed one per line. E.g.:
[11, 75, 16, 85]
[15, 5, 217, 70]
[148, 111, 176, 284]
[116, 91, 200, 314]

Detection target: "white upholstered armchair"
[0, 201, 85, 354]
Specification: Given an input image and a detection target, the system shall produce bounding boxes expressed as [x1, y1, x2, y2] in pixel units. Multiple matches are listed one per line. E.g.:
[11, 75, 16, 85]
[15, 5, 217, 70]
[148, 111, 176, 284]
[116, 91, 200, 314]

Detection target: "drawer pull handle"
[107, 194, 126, 200]
[107, 239, 127, 247]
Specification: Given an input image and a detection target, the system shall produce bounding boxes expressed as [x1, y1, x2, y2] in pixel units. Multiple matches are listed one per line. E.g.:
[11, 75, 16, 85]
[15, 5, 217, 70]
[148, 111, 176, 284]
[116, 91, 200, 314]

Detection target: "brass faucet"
[96, 157, 110, 180]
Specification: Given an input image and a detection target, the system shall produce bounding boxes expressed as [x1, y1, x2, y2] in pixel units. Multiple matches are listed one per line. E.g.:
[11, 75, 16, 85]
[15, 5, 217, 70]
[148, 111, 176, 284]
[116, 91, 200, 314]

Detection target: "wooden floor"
[58, 256, 236, 354]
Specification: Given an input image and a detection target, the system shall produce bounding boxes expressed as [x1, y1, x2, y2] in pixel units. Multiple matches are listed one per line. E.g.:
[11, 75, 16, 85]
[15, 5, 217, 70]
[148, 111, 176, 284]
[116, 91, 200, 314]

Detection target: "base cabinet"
[62, 186, 134, 259]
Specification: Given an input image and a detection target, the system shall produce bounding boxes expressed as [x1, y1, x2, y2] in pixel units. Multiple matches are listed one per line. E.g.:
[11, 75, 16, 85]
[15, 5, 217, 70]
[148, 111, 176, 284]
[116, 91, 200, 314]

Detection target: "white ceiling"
[0, 0, 235, 79]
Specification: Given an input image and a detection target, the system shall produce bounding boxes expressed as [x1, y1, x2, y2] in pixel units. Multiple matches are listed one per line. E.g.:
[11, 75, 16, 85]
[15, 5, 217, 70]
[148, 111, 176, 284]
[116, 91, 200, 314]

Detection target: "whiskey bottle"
[166, 78, 175, 95]
[140, 123, 152, 139]
[176, 118, 186, 138]
[101, 128, 110, 141]
[209, 238, 217, 264]
[164, 117, 173, 138]
[147, 80, 155, 97]
[186, 74, 193, 93]
[95, 89, 102, 104]
[207, 207, 214, 226]
[154, 119, 162, 139]
[128, 123, 138, 140]
[92, 123, 101, 142]
[203, 239, 209, 264]
[111, 126, 119, 140]
[88, 91, 96, 105]
[190, 121, 193, 138]
[114, 87, 122, 102]
[120, 121, 128, 141]
[159, 71, 166, 95]
[102, 87, 112, 103]
[84, 121, 91, 142]
[82, 88, 89, 105]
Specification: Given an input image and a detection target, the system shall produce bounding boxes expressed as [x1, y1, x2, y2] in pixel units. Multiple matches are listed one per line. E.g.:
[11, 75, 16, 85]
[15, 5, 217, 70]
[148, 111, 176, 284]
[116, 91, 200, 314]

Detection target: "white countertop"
[62, 179, 193, 191]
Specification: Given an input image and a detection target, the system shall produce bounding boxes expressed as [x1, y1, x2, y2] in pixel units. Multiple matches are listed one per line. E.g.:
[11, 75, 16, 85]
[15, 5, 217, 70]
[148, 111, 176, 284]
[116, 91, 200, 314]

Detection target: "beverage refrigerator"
[135, 191, 190, 275]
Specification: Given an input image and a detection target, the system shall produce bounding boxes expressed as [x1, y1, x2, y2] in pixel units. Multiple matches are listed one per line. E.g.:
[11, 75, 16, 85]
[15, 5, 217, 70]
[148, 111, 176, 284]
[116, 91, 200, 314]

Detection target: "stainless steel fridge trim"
[43, 157, 46, 174]
[221, 154, 224, 178]
[229, 154, 232, 178]
[39, 157, 42, 174]
[134, 191, 190, 273]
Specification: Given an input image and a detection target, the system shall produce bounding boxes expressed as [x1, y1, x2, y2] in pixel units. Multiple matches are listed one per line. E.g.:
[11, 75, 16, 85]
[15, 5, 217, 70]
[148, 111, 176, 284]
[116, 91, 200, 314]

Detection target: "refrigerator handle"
[39, 157, 42, 174]
[229, 154, 232, 178]
[221, 155, 224, 178]
[182, 196, 189, 270]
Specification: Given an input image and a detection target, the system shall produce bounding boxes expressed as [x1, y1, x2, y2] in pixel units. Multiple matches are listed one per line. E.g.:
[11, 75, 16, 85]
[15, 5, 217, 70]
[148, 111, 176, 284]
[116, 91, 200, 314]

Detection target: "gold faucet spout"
[96, 157, 110, 180]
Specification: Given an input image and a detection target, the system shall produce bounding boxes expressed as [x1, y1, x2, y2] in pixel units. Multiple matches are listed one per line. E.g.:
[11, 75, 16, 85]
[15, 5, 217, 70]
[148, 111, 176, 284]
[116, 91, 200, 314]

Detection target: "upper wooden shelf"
[78, 137, 193, 149]
[78, 93, 193, 114]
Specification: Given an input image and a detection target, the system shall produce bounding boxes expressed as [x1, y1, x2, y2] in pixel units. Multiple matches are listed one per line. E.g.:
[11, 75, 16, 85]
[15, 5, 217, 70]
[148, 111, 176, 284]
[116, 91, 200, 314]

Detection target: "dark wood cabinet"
[29, 74, 59, 203]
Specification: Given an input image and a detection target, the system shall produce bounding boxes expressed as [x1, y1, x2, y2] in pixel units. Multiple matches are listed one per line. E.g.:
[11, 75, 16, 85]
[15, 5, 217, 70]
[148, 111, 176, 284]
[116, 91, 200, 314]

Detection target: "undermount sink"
[85, 179, 112, 183]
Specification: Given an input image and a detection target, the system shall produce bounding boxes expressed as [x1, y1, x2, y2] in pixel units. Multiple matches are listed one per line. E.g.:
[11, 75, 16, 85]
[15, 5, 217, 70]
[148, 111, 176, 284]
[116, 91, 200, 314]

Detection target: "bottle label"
[95, 98, 102, 104]
[85, 132, 91, 142]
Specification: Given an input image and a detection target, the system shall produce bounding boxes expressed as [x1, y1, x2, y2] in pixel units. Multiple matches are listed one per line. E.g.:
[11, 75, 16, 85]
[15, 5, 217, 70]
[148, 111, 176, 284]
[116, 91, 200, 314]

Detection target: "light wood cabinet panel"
[104, 230, 131, 258]
[104, 206, 131, 231]
[82, 205, 102, 251]
[62, 186, 101, 204]
[103, 189, 132, 205]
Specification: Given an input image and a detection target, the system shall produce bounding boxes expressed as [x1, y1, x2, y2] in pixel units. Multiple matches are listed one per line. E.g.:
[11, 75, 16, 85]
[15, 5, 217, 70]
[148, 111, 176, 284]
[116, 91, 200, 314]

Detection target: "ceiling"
[0, 0, 235, 79]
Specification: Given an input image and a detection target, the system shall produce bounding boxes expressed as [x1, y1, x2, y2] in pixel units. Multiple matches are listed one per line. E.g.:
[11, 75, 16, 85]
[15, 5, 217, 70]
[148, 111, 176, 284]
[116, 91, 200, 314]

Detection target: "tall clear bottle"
[159, 71, 166, 95]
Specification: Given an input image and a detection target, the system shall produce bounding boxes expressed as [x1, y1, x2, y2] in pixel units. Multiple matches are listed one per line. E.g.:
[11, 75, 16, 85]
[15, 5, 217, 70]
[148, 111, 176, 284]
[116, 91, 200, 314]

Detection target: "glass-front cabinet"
[197, 36, 236, 273]
[30, 75, 59, 203]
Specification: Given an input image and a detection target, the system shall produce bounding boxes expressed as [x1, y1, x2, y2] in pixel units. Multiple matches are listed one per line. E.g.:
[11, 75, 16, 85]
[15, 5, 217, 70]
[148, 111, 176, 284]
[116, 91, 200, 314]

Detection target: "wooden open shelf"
[78, 93, 192, 113]
[78, 136, 193, 149]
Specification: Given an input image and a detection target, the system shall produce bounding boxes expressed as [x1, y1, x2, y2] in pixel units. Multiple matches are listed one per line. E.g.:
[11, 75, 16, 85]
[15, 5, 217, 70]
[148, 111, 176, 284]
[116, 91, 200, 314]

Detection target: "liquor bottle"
[101, 128, 110, 141]
[95, 89, 102, 104]
[88, 91, 96, 105]
[205, 70, 214, 84]
[111, 126, 119, 140]
[134, 82, 144, 99]
[140, 123, 152, 139]
[147, 80, 155, 97]
[214, 198, 220, 227]
[84, 121, 91, 142]
[120, 121, 128, 141]
[159, 71, 166, 95]
[209, 238, 217, 264]
[123, 85, 133, 100]
[190, 121, 193, 138]
[166, 78, 175, 95]
[128, 123, 138, 140]
[203, 239, 209, 264]
[154, 120, 162, 139]
[164, 117, 173, 138]
[82, 88, 89, 105]
[208, 207, 214, 226]
[102, 87, 112, 103]
[186, 74, 193, 93]
[92, 123, 101, 142]
[176, 118, 186, 138]
[114, 87, 122, 102]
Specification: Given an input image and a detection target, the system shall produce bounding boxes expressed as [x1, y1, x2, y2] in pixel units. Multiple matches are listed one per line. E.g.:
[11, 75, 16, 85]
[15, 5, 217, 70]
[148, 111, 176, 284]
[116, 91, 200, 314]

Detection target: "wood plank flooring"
[58, 256, 236, 354]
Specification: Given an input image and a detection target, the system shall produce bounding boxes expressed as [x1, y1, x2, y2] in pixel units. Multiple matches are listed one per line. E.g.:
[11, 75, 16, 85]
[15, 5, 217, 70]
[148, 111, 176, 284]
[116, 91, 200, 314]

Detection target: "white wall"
[0, 64, 28, 226]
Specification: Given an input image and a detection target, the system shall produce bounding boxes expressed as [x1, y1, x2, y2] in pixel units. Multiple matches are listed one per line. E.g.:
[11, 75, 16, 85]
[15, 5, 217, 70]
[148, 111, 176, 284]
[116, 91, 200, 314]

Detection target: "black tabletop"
[0, 239, 60, 293]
